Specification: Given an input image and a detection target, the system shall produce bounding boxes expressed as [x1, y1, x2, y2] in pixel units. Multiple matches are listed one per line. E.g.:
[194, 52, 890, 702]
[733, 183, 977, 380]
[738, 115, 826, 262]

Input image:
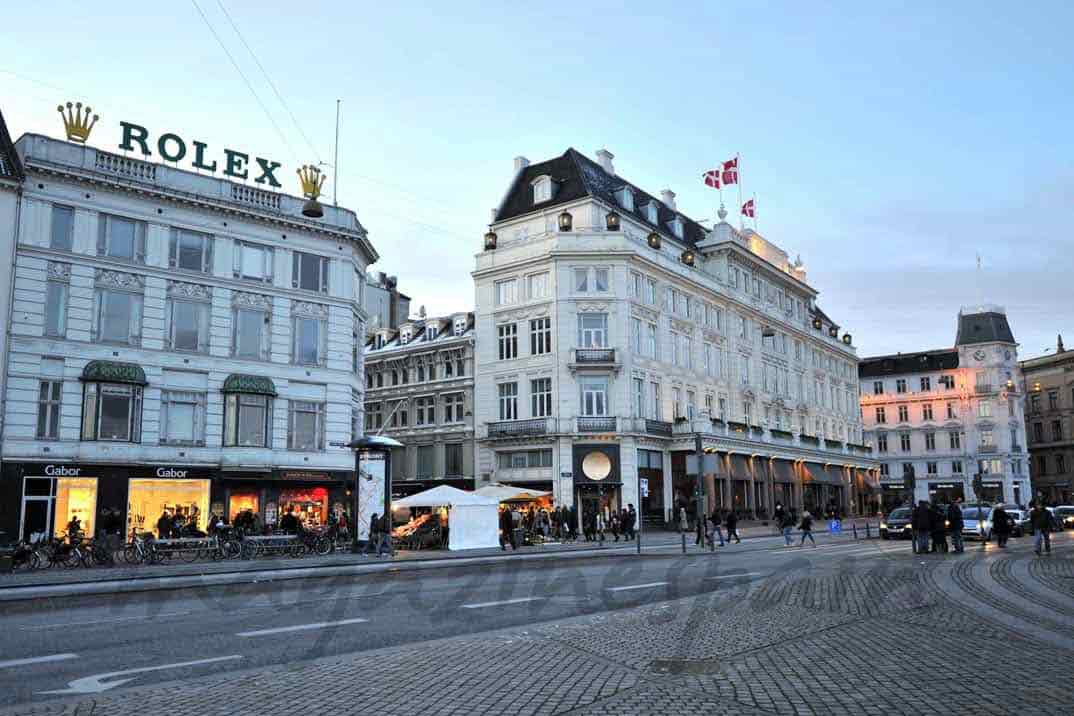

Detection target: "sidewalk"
[0, 519, 878, 602]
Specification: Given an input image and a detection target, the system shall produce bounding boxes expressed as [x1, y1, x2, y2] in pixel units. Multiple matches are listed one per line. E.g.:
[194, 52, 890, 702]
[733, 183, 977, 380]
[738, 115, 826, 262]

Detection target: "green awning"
[222, 373, 277, 396]
[80, 360, 148, 386]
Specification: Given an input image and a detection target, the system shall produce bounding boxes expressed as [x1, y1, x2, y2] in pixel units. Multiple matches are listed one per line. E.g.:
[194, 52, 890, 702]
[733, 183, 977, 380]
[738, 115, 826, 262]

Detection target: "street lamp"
[339, 435, 404, 553]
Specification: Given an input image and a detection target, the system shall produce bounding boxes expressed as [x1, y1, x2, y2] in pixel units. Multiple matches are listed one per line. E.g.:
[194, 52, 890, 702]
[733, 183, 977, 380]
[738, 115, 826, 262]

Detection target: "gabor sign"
[118, 121, 282, 188]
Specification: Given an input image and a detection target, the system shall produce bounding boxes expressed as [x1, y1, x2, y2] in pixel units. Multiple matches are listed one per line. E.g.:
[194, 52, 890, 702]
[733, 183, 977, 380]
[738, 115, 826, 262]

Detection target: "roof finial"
[716, 203, 728, 221]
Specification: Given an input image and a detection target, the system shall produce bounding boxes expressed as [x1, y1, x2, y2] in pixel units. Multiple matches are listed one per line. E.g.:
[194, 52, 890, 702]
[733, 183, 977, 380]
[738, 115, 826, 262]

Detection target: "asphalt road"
[0, 532, 991, 706]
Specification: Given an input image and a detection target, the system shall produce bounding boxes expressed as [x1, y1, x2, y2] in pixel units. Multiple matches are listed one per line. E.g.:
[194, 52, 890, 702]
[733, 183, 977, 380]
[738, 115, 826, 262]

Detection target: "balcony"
[975, 384, 993, 394]
[978, 444, 998, 453]
[487, 418, 551, 438]
[577, 416, 618, 433]
[569, 348, 620, 374]
[644, 419, 673, 437]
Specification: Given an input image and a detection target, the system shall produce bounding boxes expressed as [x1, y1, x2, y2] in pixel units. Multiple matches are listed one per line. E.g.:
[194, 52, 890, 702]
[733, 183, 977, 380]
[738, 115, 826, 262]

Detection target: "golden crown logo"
[297, 165, 325, 200]
[57, 101, 98, 144]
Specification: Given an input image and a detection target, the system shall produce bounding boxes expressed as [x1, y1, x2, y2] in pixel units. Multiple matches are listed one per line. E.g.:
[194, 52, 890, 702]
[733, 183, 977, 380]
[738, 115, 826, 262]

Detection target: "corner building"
[1020, 335, 1074, 505]
[474, 148, 876, 526]
[859, 306, 1030, 511]
[1, 128, 377, 542]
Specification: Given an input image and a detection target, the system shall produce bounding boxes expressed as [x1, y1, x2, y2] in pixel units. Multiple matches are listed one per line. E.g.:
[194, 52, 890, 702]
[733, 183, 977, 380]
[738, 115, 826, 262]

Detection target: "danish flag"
[721, 157, 739, 185]
[741, 198, 755, 218]
[702, 169, 721, 189]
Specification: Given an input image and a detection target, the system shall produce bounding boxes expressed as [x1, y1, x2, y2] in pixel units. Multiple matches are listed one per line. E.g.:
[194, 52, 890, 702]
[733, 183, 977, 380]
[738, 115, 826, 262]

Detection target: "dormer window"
[399, 328, 411, 343]
[532, 175, 554, 204]
[374, 334, 385, 349]
[670, 216, 684, 239]
[645, 202, 659, 225]
[424, 324, 439, 341]
[615, 187, 634, 212]
[454, 319, 467, 336]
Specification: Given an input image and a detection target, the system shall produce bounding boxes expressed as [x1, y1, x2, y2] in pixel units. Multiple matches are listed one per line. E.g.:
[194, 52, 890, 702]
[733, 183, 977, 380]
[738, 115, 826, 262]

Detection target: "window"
[646, 322, 658, 359]
[417, 446, 435, 478]
[650, 382, 661, 420]
[292, 315, 327, 366]
[498, 449, 552, 469]
[900, 432, 911, 451]
[939, 375, 955, 390]
[97, 214, 146, 262]
[1012, 458, 1022, 475]
[629, 271, 642, 298]
[574, 269, 589, 293]
[1030, 394, 1041, 413]
[531, 378, 552, 417]
[897, 405, 909, 422]
[672, 388, 682, 419]
[949, 431, 961, 450]
[683, 337, 693, 369]
[645, 278, 657, 305]
[739, 315, 748, 339]
[633, 378, 644, 417]
[93, 288, 143, 345]
[167, 298, 210, 352]
[743, 401, 752, 425]
[443, 392, 465, 423]
[927, 462, 938, 475]
[880, 464, 890, 477]
[82, 383, 142, 442]
[498, 323, 518, 360]
[952, 460, 963, 474]
[232, 304, 270, 360]
[391, 400, 408, 427]
[920, 377, 931, 392]
[530, 317, 551, 355]
[445, 444, 464, 477]
[292, 251, 328, 292]
[528, 272, 550, 299]
[160, 390, 206, 445]
[977, 401, 992, 418]
[686, 390, 696, 419]
[224, 393, 271, 447]
[946, 402, 957, 419]
[50, 205, 75, 251]
[37, 381, 62, 439]
[1008, 398, 1016, 417]
[925, 431, 936, 451]
[1052, 420, 1063, 442]
[45, 280, 68, 337]
[233, 241, 274, 282]
[1037, 455, 1048, 476]
[169, 229, 213, 273]
[671, 332, 680, 366]
[876, 432, 888, 453]
[1058, 455, 1067, 474]
[498, 383, 518, 420]
[980, 428, 994, 447]
[1033, 422, 1043, 443]
[415, 396, 436, 425]
[594, 268, 609, 292]
[631, 317, 643, 354]
[578, 314, 608, 348]
[580, 376, 609, 416]
[922, 403, 933, 421]
[895, 379, 907, 394]
[872, 381, 883, 395]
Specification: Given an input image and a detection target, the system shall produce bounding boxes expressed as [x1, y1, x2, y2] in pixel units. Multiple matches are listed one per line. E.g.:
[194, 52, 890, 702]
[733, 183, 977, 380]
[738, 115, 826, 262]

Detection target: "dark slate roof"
[858, 349, 959, 378]
[0, 108, 24, 181]
[955, 311, 1015, 346]
[810, 304, 837, 328]
[495, 148, 708, 247]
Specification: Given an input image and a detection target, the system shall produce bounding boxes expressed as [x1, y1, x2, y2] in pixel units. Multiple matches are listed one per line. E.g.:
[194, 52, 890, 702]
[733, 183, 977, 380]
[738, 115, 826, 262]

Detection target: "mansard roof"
[0, 108, 24, 181]
[495, 148, 708, 247]
[858, 349, 960, 379]
[955, 310, 1016, 346]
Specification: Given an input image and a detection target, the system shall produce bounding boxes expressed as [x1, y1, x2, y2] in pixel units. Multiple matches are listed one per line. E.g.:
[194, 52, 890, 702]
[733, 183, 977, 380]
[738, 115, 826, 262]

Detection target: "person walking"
[376, 512, 393, 557]
[929, 503, 948, 554]
[799, 510, 816, 547]
[781, 510, 796, 547]
[704, 512, 716, 549]
[948, 499, 965, 553]
[596, 511, 606, 545]
[725, 509, 741, 544]
[1029, 501, 1053, 555]
[499, 508, 513, 551]
[912, 500, 931, 554]
[363, 513, 380, 556]
[992, 505, 1011, 548]
[695, 504, 706, 547]
[627, 504, 637, 541]
[711, 509, 725, 546]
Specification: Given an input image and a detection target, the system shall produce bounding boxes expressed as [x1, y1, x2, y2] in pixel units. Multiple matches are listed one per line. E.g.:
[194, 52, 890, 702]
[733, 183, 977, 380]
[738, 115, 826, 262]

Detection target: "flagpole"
[736, 153, 743, 230]
[753, 193, 758, 232]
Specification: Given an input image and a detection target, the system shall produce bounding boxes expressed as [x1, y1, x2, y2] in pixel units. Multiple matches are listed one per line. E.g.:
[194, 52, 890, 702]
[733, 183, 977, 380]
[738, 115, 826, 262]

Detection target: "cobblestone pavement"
[4, 544, 1072, 716]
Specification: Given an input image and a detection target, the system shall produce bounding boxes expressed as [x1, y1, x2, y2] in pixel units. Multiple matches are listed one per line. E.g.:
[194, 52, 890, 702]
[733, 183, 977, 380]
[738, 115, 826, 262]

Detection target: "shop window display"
[278, 487, 329, 527]
[228, 491, 260, 523]
[52, 477, 98, 538]
[127, 478, 210, 537]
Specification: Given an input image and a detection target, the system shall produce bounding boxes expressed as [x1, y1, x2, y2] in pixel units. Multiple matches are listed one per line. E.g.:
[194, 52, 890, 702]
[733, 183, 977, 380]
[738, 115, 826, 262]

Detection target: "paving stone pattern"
[7, 552, 1074, 716]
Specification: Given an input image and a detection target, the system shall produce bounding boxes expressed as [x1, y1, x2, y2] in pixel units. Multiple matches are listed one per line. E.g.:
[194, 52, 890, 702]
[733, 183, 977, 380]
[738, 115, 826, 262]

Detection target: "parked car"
[880, 507, 913, 540]
[1052, 506, 1074, 530]
[961, 506, 993, 540]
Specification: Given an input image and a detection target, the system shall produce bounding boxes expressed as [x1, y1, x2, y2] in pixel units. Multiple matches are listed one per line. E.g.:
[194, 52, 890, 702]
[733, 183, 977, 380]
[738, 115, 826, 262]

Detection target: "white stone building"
[0, 117, 378, 542]
[0, 110, 23, 444]
[363, 311, 476, 494]
[859, 305, 1030, 510]
[474, 148, 877, 526]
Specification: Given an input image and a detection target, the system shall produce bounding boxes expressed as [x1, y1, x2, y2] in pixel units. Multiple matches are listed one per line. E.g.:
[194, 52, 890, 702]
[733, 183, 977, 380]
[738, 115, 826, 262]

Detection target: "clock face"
[581, 451, 612, 481]
[973, 349, 986, 361]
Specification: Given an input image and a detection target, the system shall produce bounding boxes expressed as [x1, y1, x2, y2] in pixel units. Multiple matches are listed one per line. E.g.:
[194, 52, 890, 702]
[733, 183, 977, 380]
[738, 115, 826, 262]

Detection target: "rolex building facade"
[473, 149, 877, 526]
[0, 106, 378, 542]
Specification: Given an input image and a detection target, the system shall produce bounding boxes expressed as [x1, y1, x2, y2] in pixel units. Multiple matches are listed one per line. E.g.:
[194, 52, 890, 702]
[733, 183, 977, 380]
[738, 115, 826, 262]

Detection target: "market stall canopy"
[393, 485, 498, 508]
[475, 484, 552, 502]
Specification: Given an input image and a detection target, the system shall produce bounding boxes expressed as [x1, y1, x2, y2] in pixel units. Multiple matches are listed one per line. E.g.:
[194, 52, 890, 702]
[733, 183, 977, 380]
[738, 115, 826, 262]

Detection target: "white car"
[961, 506, 993, 540]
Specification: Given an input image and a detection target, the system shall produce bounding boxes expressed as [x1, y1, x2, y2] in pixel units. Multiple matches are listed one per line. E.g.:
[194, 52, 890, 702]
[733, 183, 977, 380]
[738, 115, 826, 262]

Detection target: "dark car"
[880, 507, 913, 539]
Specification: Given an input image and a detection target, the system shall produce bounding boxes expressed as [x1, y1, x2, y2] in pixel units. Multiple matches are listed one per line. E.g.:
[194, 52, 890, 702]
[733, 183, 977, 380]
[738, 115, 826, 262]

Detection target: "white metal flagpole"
[736, 153, 743, 230]
[753, 194, 758, 232]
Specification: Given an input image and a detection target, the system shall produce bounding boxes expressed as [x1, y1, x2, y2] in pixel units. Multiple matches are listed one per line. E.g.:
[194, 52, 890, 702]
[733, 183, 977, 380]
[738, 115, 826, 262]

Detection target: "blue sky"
[3, 1, 1071, 358]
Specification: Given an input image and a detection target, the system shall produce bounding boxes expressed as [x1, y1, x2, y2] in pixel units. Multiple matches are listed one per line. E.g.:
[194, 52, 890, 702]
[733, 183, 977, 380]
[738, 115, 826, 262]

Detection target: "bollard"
[866, 521, 872, 539]
[681, 530, 687, 554]
[852, 522, 858, 540]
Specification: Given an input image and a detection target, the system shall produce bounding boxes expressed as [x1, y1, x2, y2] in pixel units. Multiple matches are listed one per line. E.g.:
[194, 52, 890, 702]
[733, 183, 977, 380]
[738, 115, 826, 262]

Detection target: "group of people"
[497, 503, 639, 550]
[772, 503, 818, 547]
[583, 505, 638, 543]
[691, 508, 743, 548]
[910, 499, 1058, 555]
[154, 507, 203, 539]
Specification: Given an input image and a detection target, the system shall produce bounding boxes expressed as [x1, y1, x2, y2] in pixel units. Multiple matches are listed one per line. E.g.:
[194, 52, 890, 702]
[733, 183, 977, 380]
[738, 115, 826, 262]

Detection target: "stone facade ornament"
[233, 291, 273, 310]
[292, 300, 329, 319]
[47, 262, 71, 282]
[94, 268, 145, 291]
[167, 280, 212, 301]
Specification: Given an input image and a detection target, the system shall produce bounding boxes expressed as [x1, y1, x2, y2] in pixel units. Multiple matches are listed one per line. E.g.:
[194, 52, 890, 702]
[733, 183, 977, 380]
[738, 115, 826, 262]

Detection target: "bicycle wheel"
[222, 540, 241, 560]
[240, 542, 256, 560]
[122, 545, 142, 565]
[176, 545, 199, 563]
[63, 549, 84, 569]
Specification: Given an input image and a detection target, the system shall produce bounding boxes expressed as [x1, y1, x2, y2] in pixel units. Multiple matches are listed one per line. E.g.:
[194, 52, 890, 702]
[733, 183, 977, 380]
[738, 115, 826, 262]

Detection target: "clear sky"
[3, 1, 1071, 360]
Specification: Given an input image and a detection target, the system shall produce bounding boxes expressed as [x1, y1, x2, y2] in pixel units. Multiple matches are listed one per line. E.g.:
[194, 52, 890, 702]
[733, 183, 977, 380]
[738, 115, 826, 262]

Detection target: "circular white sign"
[582, 451, 612, 481]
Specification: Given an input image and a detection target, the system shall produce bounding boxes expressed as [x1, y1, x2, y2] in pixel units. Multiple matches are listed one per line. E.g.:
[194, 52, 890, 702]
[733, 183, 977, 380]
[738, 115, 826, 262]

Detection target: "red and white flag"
[721, 157, 739, 185]
[702, 169, 721, 189]
[741, 198, 755, 218]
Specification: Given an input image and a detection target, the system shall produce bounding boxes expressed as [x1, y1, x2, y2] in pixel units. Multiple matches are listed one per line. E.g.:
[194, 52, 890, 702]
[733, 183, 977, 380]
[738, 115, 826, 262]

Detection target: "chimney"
[595, 148, 615, 175]
[514, 156, 530, 173]
[661, 188, 677, 210]
[489, 207, 498, 223]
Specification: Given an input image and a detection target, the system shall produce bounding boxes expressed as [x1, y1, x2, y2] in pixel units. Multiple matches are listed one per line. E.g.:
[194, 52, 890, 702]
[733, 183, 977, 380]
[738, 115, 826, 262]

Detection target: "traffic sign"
[829, 519, 842, 534]
[639, 478, 649, 497]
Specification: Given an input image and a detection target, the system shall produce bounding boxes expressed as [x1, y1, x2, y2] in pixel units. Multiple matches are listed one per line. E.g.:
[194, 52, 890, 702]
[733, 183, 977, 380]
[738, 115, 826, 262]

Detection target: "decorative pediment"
[576, 302, 610, 313]
[233, 291, 273, 311]
[222, 373, 277, 396]
[167, 280, 212, 301]
[631, 305, 659, 323]
[292, 300, 329, 319]
[95, 268, 144, 291]
[81, 360, 147, 385]
[671, 318, 695, 334]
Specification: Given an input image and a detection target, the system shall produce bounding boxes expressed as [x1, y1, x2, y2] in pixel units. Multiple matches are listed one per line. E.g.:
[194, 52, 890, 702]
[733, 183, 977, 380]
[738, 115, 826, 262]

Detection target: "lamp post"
[337, 435, 403, 554]
[695, 432, 705, 550]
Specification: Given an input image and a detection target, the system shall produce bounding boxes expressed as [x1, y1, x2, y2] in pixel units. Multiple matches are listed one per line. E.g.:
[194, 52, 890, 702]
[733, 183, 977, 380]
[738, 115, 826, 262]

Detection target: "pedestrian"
[596, 511, 606, 545]
[948, 499, 965, 553]
[610, 511, 621, 542]
[568, 505, 578, 541]
[773, 502, 785, 536]
[156, 510, 172, 539]
[499, 507, 513, 551]
[799, 510, 816, 547]
[781, 510, 796, 547]
[376, 512, 393, 557]
[678, 506, 689, 535]
[695, 505, 706, 546]
[704, 512, 716, 549]
[725, 509, 741, 544]
[912, 500, 931, 554]
[929, 503, 948, 554]
[992, 505, 1010, 548]
[1029, 501, 1052, 555]
[363, 512, 380, 556]
[711, 508, 725, 546]
[627, 504, 637, 541]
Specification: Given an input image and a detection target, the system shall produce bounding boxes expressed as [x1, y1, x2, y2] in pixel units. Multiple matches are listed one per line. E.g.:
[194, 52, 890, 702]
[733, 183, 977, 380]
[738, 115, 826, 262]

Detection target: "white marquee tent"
[474, 483, 552, 503]
[392, 485, 500, 551]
